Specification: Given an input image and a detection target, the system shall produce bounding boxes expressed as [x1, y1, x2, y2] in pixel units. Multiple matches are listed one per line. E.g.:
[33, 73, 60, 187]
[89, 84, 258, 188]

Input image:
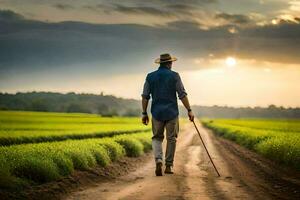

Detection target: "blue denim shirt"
[142, 66, 187, 121]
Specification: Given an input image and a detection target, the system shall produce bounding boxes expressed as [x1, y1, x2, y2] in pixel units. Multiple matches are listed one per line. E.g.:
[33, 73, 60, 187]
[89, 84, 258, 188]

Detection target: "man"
[141, 53, 194, 176]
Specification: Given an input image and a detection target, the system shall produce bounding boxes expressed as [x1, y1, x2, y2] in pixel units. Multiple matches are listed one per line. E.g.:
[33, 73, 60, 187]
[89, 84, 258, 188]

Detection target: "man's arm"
[176, 73, 195, 121]
[141, 97, 149, 125]
[142, 97, 149, 113]
[141, 78, 150, 125]
[180, 96, 194, 122]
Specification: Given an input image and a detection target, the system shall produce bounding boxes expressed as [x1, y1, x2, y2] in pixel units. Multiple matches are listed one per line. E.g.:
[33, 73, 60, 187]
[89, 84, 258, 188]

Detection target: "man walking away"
[141, 53, 194, 176]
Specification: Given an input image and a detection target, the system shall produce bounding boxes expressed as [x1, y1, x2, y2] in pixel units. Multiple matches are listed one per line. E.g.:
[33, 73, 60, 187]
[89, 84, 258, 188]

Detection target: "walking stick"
[192, 120, 221, 177]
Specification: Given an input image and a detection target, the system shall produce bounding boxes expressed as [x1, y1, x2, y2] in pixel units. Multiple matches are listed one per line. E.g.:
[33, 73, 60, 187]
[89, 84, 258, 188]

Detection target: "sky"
[0, 0, 300, 107]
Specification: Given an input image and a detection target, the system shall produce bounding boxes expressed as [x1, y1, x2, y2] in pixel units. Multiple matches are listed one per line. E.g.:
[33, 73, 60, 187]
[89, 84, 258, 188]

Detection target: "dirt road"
[65, 122, 300, 200]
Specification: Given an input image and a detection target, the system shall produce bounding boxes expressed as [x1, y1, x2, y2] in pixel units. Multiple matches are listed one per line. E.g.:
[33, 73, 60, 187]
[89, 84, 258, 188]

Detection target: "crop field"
[0, 132, 152, 187]
[0, 111, 150, 145]
[0, 111, 152, 188]
[202, 119, 300, 170]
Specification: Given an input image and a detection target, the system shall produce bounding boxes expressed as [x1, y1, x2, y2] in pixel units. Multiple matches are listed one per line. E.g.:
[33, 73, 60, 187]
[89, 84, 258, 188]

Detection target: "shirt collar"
[158, 65, 170, 70]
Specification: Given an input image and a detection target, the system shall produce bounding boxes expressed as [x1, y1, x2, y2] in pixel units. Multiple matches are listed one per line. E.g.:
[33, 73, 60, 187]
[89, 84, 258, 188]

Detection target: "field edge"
[0, 152, 152, 200]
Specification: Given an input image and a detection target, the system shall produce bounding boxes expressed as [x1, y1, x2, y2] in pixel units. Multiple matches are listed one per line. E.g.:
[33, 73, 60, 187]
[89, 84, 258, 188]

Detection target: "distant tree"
[30, 99, 48, 111]
[268, 104, 277, 109]
[123, 108, 140, 117]
[0, 105, 8, 110]
[101, 108, 119, 117]
[97, 104, 109, 115]
[67, 103, 90, 113]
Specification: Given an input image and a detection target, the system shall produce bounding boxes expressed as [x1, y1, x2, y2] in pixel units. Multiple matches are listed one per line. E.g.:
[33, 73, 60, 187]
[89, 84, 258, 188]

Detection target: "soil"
[2, 122, 300, 200]
[0, 153, 152, 200]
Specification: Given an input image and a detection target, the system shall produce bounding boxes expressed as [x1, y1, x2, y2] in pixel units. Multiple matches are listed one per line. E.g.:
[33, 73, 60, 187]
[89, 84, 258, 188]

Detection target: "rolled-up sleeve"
[175, 73, 187, 99]
[141, 78, 151, 100]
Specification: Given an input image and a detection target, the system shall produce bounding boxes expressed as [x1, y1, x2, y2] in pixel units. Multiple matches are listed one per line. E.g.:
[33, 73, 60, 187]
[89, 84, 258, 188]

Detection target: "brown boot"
[155, 163, 163, 176]
[164, 165, 174, 174]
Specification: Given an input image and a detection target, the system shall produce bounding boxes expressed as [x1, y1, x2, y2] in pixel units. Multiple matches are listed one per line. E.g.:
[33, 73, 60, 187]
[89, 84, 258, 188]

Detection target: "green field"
[0, 111, 150, 145]
[0, 132, 152, 187]
[0, 111, 152, 188]
[202, 119, 300, 170]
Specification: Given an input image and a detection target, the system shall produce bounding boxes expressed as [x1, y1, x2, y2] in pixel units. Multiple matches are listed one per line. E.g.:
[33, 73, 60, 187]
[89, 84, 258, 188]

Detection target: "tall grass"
[202, 119, 300, 170]
[0, 132, 152, 188]
[0, 111, 150, 145]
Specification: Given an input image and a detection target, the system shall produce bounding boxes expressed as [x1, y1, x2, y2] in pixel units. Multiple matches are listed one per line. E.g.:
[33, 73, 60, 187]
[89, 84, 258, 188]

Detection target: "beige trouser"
[151, 117, 179, 166]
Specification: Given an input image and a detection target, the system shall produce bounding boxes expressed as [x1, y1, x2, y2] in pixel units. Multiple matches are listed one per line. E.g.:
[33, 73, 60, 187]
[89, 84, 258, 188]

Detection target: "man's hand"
[180, 96, 194, 122]
[142, 114, 149, 125]
[188, 110, 194, 122]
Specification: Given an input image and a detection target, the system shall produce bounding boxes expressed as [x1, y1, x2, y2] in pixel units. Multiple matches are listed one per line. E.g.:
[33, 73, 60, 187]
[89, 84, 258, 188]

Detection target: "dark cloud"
[215, 12, 252, 24]
[278, 18, 300, 25]
[83, 0, 216, 17]
[84, 3, 191, 17]
[144, 0, 218, 6]
[0, 9, 300, 77]
[0, 9, 24, 21]
[53, 4, 74, 10]
[165, 20, 202, 30]
[167, 4, 196, 10]
[165, 4, 196, 15]
[111, 4, 174, 17]
[82, 4, 104, 12]
[105, 0, 217, 6]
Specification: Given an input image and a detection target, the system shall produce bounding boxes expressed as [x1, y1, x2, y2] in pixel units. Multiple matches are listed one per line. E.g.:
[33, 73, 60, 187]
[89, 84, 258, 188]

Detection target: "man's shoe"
[155, 163, 163, 176]
[165, 165, 174, 174]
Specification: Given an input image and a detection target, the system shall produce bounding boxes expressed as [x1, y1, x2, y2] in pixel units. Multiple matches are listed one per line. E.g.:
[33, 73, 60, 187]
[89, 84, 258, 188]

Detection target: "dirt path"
[65, 122, 300, 200]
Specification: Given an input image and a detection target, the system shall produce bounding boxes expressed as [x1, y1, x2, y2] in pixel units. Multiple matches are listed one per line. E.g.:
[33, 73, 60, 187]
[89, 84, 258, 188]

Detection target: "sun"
[225, 57, 236, 67]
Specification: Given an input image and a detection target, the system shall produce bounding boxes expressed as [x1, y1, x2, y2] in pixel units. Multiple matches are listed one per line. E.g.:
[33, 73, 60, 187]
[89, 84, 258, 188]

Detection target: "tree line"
[0, 92, 140, 117]
[1, 92, 300, 118]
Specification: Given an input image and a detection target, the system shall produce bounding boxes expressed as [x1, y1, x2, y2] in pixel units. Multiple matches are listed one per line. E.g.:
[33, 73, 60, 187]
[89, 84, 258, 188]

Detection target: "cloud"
[104, 0, 217, 6]
[83, 0, 216, 18]
[215, 12, 253, 24]
[163, 4, 197, 15]
[53, 4, 75, 11]
[83, 3, 185, 18]
[165, 20, 202, 30]
[0, 0, 290, 28]
[0, 9, 300, 78]
[0, 9, 24, 21]
[111, 4, 175, 17]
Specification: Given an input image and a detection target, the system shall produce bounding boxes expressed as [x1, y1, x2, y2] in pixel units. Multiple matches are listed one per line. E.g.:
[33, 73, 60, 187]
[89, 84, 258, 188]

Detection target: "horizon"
[1, 90, 300, 109]
[1, 0, 300, 107]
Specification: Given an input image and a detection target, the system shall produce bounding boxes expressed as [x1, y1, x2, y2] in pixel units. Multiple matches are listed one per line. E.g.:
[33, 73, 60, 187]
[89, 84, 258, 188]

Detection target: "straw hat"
[155, 53, 177, 64]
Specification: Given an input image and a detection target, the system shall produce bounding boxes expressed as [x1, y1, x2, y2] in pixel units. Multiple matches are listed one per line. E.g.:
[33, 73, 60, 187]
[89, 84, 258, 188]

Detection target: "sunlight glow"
[225, 57, 237, 67]
[228, 27, 238, 34]
[271, 19, 278, 25]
